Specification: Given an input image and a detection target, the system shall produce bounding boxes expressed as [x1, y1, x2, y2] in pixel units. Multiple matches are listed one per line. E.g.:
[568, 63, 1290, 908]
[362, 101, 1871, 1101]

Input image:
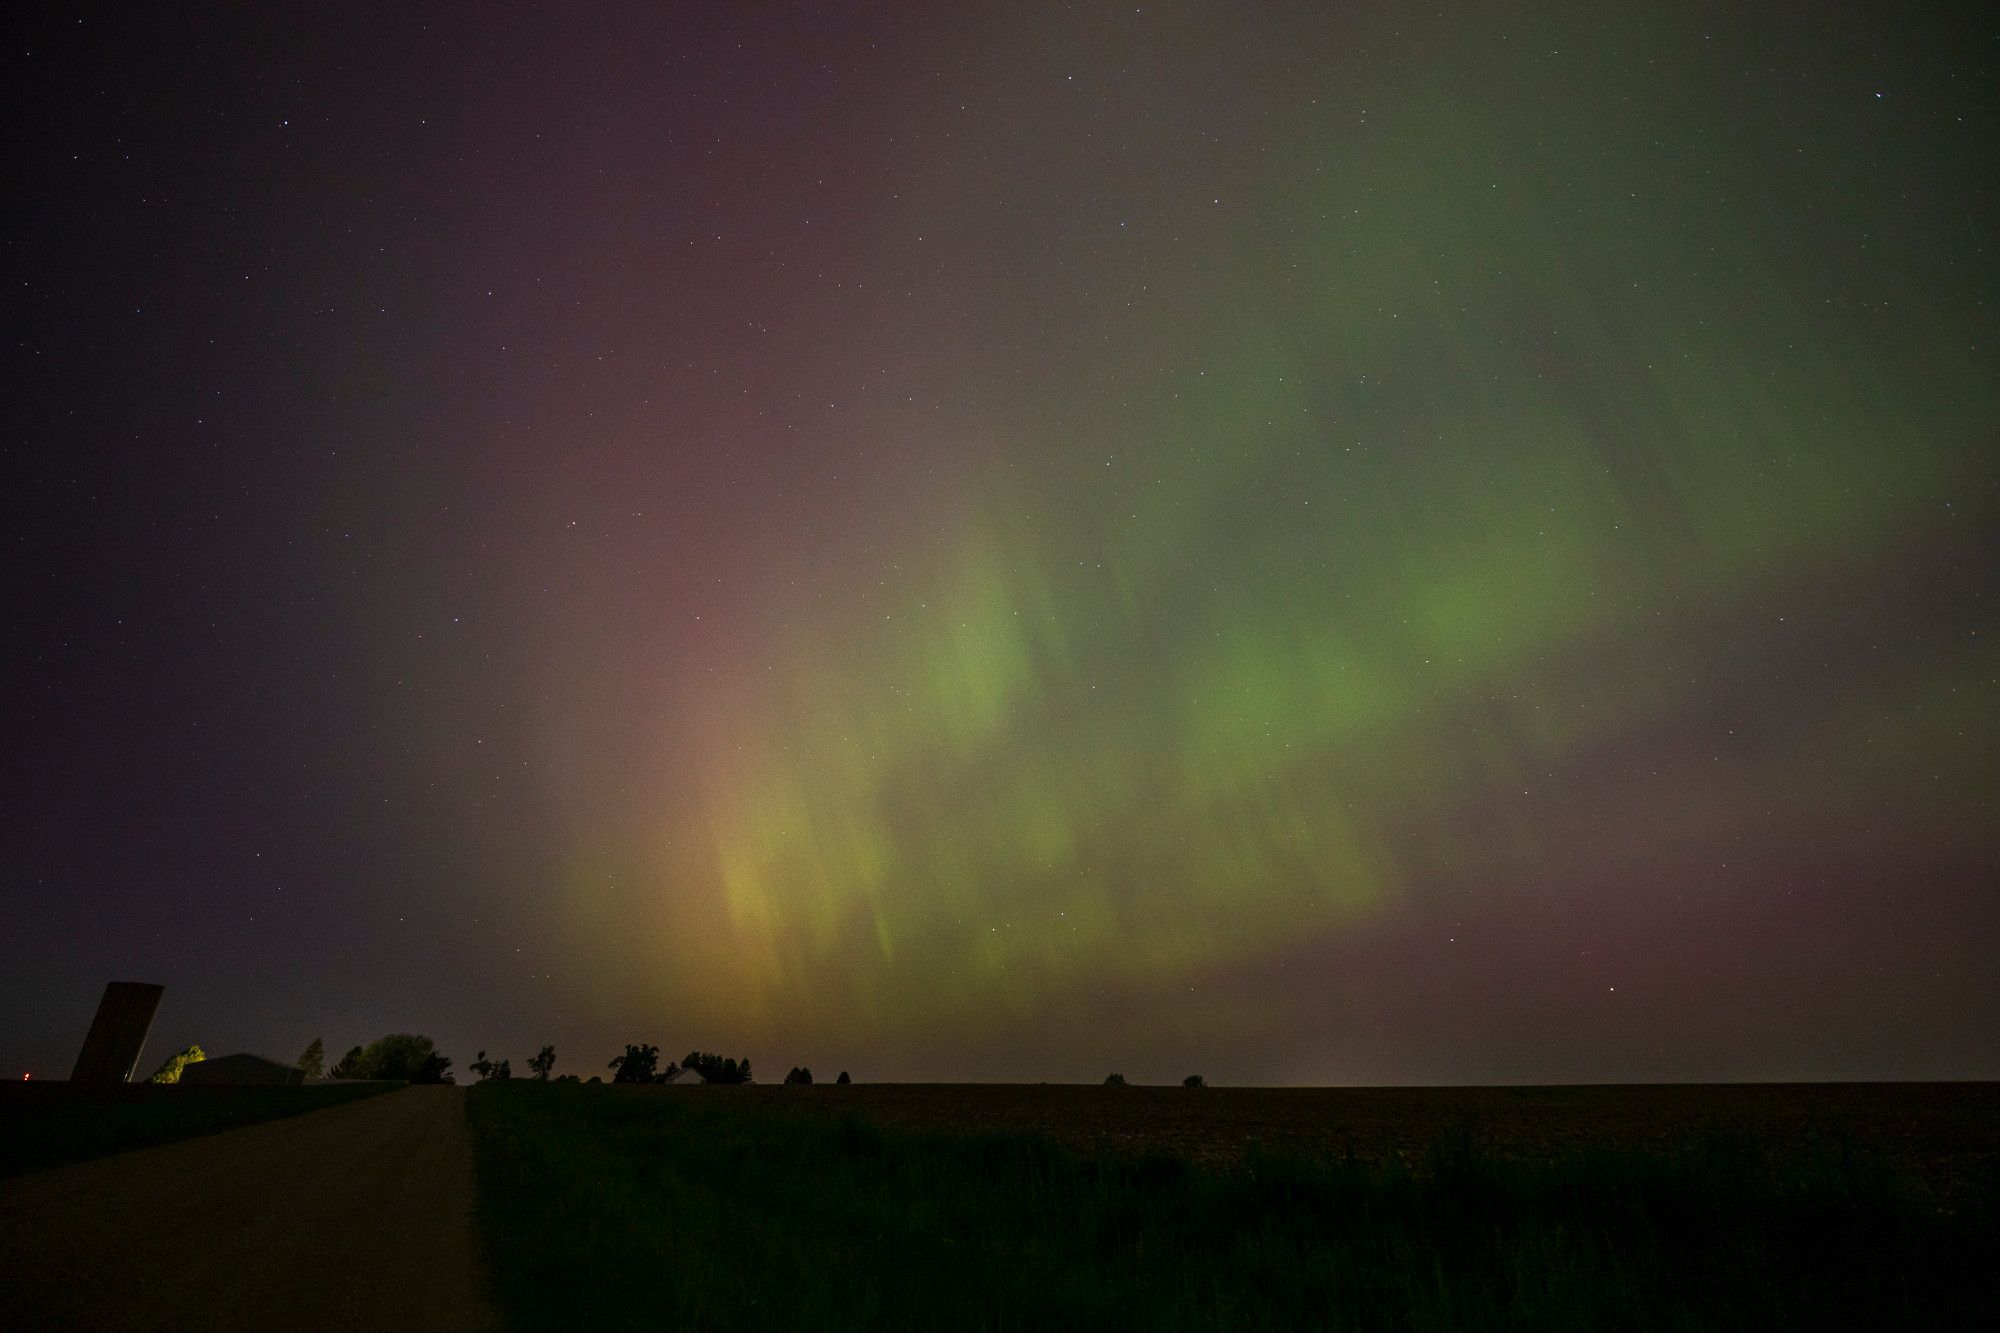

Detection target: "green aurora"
[10, 3, 1992, 1083]
[507, 5, 1997, 1077]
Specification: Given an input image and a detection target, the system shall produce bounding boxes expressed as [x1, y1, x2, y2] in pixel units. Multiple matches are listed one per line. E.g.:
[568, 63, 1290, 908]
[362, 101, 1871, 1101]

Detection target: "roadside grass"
[467, 1081, 1998, 1331]
[0, 1081, 391, 1178]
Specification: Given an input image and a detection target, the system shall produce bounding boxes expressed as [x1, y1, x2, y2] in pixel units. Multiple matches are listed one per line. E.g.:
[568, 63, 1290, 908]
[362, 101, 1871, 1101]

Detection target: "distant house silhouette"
[660, 1065, 708, 1085]
[178, 1053, 305, 1086]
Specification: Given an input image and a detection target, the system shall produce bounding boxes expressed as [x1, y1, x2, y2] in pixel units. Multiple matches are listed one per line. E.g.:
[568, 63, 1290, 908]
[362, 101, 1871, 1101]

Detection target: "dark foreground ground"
[0, 1079, 390, 1178]
[0, 1085, 493, 1330]
[2, 1081, 1992, 1329]
[792, 1080, 2000, 1194]
[469, 1080, 2000, 1331]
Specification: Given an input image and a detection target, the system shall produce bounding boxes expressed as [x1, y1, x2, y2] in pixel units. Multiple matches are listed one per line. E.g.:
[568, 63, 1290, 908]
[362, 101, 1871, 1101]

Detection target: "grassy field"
[467, 1081, 1999, 1331]
[0, 1081, 391, 1178]
[766, 1081, 2000, 1188]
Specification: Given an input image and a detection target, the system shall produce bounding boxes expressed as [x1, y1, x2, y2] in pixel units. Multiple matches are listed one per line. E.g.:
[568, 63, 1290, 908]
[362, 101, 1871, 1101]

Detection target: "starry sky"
[6, 3, 1997, 1085]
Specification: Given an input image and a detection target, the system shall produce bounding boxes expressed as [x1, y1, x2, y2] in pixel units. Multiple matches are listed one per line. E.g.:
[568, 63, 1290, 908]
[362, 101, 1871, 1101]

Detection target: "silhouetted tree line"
[681, 1051, 752, 1084]
[470, 1051, 513, 1081]
[326, 1033, 453, 1083]
[468, 1045, 560, 1081]
[445, 1040, 858, 1089]
[302, 1032, 872, 1090]
[601, 1044, 760, 1084]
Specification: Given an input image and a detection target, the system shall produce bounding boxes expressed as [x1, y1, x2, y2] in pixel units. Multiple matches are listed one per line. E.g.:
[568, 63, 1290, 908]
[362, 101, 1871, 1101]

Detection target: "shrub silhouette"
[1183, 1074, 1205, 1088]
[784, 1066, 814, 1085]
[836, 1071, 851, 1085]
[1104, 1073, 1127, 1086]
[149, 1045, 206, 1084]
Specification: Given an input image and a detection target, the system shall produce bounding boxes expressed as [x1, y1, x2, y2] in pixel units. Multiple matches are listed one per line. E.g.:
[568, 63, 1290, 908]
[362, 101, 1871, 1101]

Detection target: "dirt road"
[0, 1085, 495, 1330]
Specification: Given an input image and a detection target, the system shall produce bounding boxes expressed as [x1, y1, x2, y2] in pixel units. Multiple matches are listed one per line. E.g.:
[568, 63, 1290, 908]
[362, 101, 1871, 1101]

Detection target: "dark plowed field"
[737, 1081, 2000, 1190]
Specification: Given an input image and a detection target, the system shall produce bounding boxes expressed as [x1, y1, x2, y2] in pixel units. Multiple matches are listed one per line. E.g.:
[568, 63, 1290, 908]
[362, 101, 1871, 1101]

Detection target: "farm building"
[177, 1052, 305, 1086]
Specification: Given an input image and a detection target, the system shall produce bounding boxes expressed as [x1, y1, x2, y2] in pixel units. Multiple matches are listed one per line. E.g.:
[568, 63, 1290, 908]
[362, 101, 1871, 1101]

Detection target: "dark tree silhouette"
[681, 1051, 752, 1084]
[412, 1051, 454, 1084]
[784, 1066, 813, 1085]
[528, 1045, 556, 1080]
[296, 1038, 325, 1080]
[329, 1045, 365, 1079]
[494, 1059, 512, 1080]
[609, 1044, 661, 1083]
[1183, 1074, 1206, 1088]
[836, 1071, 851, 1085]
[470, 1050, 496, 1081]
[344, 1034, 449, 1082]
[1103, 1073, 1127, 1086]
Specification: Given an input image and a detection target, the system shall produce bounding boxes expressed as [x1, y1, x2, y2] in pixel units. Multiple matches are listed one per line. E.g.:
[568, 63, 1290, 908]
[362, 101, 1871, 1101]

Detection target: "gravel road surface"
[0, 1085, 494, 1330]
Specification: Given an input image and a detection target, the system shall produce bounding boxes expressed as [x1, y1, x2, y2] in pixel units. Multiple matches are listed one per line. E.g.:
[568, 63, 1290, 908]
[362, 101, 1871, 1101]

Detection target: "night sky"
[6, 4, 1997, 1085]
